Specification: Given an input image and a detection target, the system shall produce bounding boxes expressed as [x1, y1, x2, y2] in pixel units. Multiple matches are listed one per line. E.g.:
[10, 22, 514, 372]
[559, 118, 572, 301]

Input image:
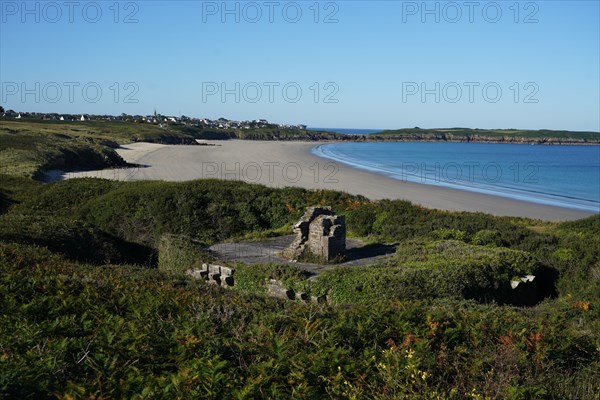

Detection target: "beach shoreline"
[60, 140, 595, 221]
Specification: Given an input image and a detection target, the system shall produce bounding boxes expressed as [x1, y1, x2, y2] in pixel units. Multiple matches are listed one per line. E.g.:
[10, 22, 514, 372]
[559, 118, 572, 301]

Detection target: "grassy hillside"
[0, 126, 126, 178]
[0, 126, 599, 397]
[0, 119, 198, 144]
[0, 119, 201, 179]
[4, 177, 598, 300]
[180, 125, 341, 141]
[1, 234, 598, 398]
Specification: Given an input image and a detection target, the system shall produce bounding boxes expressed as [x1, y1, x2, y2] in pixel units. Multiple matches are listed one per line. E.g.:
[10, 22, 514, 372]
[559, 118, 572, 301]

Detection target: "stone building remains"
[283, 206, 346, 261]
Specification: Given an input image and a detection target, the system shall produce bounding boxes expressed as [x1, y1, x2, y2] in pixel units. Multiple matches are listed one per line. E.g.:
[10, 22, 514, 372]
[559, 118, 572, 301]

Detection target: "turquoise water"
[312, 142, 600, 212]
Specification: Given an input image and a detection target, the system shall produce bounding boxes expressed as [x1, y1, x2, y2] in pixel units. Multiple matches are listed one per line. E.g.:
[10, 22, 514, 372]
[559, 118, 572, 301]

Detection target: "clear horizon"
[1, 1, 599, 131]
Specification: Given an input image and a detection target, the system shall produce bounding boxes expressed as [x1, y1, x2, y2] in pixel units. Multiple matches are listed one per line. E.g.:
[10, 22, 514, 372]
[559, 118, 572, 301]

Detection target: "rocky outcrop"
[283, 207, 346, 262]
[364, 134, 599, 145]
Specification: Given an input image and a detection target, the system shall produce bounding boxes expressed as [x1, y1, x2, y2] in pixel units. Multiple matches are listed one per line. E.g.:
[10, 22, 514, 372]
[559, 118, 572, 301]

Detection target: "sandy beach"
[62, 140, 595, 221]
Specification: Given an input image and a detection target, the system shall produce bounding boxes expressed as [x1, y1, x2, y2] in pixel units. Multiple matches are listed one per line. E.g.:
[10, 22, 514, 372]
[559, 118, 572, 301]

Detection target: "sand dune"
[61, 140, 594, 221]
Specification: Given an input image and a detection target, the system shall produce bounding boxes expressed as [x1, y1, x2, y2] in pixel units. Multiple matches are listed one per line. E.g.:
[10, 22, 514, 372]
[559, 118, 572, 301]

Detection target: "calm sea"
[312, 142, 600, 212]
[308, 127, 384, 135]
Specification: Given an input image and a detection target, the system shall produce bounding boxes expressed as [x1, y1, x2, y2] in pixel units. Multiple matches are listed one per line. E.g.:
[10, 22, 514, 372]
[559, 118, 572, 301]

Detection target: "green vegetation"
[10, 177, 358, 245]
[182, 126, 600, 144]
[375, 127, 600, 144]
[1, 240, 598, 398]
[0, 125, 125, 178]
[0, 119, 198, 145]
[0, 119, 199, 179]
[157, 234, 210, 274]
[234, 263, 311, 294]
[0, 213, 153, 265]
[311, 239, 540, 304]
[0, 177, 600, 399]
[182, 125, 600, 144]
[182, 125, 340, 141]
[0, 122, 599, 397]
[188, 125, 600, 144]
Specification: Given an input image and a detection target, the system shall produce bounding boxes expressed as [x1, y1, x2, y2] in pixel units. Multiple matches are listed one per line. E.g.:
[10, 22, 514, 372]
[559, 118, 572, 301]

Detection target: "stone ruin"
[283, 206, 346, 262]
[266, 279, 328, 304]
[187, 264, 235, 288]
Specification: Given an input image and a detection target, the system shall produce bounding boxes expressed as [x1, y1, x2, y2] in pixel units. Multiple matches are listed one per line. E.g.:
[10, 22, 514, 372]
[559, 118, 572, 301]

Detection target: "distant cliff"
[367, 128, 600, 145]
[190, 127, 600, 145]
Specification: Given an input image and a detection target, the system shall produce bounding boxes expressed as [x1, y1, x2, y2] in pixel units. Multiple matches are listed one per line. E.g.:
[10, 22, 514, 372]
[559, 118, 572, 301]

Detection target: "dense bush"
[0, 175, 41, 212]
[233, 262, 311, 294]
[0, 214, 153, 265]
[11, 179, 361, 246]
[1, 178, 596, 305]
[6, 178, 547, 250]
[311, 240, 540, 304]
[431, 228, 467, 241]
[560, 214, 600, 235]
[549, 215, 600, 299]
[1, 242, 597, 399]
[157, 233, 210, 273]
[345, 199, 542, 249]
[472, 229, 503, 246]
[0, 189, 10, 215]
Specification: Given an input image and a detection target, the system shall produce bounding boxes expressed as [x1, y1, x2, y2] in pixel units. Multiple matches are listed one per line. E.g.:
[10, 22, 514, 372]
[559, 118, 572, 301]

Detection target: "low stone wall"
[186, 263, 328, 303]
[266, 279, 328, 304]
[187, 263, 235, 288]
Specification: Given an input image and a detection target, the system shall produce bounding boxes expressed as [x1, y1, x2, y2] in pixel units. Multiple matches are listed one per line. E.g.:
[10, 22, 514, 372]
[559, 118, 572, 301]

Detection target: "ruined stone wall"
[284, 206, 346, 262]
[307, 214, 346, 260]
[187, 264, 235, 288]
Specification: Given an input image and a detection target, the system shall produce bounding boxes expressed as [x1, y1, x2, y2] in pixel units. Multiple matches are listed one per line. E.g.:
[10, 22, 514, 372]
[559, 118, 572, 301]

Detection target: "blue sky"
[1, 0, 599, 130]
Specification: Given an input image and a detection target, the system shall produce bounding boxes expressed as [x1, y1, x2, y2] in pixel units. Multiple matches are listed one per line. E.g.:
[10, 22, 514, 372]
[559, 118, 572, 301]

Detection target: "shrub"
[312, 240, 540, 304]
[0, 225, 598, 398]
[157, 233, 210, 274]
[472, 229, 502, 246]
[233, 263, 310, 294]
[346, 203, 377, 236]
[0, 214, 153, 265]
[431, 229, 467, 241]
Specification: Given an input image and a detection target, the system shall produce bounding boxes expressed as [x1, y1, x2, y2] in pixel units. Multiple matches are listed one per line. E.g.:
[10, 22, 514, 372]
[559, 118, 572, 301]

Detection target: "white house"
[16, 114, 21, 119]
[80, 115, 86, 121]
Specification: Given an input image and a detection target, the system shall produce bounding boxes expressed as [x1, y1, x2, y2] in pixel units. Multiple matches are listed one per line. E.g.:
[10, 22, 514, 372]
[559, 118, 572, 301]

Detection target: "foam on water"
[312, 142, 600, 213]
